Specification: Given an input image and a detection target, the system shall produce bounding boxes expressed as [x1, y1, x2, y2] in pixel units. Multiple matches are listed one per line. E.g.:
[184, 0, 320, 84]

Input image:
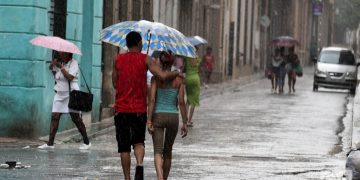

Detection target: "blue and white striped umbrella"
[100, 20, 197, 58]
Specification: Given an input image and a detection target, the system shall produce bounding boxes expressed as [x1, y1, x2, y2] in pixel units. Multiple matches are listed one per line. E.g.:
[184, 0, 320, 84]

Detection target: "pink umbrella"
[271, 36, 299, 47]
[30, 36, 82, 55]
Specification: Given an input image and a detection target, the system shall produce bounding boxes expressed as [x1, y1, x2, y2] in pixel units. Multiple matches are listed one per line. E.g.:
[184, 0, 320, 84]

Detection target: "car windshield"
[319, 50, 356, 65]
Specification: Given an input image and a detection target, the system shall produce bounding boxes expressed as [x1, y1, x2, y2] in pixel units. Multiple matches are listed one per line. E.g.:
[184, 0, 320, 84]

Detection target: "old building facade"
[0, 0, 335, 138]
[100, 0, 336, 120]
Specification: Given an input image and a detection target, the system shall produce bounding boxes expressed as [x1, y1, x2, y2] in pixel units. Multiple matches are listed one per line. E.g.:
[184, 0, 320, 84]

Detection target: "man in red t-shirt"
[112, 31, 179, 180]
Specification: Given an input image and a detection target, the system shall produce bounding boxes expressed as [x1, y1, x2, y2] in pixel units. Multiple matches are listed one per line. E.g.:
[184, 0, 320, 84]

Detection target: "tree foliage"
[335, 0, 360, 30]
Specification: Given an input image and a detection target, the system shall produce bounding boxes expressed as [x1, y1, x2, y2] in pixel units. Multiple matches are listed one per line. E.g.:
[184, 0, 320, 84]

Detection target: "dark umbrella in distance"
[272, 36, 299, 47]
[186, 36, 208, 46]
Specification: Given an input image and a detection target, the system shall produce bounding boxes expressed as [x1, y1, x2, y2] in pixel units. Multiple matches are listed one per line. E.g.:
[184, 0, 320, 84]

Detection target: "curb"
[351, 78, 360, 149]
[350, 71, 360, 149]
[345, 73, 360, 179]
[38, 117, 114, 144]
[0, 138, 43, 148]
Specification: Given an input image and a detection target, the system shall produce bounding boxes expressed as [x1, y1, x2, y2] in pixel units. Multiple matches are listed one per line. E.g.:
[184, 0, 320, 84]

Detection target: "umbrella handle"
[146, 30, 152, 55]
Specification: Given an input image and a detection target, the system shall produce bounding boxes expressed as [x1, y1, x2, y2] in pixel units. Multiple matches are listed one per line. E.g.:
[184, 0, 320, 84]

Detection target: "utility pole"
[310, 0, 322, 61]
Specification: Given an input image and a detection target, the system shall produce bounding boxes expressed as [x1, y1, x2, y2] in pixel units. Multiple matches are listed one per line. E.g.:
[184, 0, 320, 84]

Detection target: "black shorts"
[114, 113, 147, 153]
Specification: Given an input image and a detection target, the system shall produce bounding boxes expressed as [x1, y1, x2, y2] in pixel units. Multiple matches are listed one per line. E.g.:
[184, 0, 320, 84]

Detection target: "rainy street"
[3, 0, 360, 179]
[0, 68, 353, 179]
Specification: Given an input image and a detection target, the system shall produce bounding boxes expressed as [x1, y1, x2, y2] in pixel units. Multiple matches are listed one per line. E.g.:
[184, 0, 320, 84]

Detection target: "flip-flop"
[187, 122, 193, 127]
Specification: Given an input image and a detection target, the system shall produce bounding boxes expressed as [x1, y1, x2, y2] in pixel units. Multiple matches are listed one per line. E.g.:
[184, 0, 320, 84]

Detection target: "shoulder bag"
[68, 67, 93, 112]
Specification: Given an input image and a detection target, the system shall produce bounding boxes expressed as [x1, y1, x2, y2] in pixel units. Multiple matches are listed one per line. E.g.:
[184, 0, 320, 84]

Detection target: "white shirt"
[272, 56, 283, 67]
[147, 70, 153, 86]
[53, 59, 80, 92]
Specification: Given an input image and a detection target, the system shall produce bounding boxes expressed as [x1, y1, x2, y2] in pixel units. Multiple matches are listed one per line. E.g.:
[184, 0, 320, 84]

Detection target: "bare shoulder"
[145, 55, 153, 64]
[172, 76, 184, 88]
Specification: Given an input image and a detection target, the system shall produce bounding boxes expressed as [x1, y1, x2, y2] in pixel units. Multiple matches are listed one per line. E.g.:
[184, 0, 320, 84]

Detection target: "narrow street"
[0, 68, 353, 179]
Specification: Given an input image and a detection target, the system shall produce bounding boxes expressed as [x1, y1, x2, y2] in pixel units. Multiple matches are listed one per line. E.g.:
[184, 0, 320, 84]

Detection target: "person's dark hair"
[275, 48, 281, 55]
[56, 52, 73, 61]
[289, 46, 295, 53]
[126, 31, 142, 48]
[280, 47, 285, 56]
[206, 47, 212, 52]
[159, 51, 167, 59]
[159, 51, 174, 66]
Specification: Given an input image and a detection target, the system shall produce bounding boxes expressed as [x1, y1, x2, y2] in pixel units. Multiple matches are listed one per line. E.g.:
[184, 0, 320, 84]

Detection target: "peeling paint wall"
[0, 0, 103, 138]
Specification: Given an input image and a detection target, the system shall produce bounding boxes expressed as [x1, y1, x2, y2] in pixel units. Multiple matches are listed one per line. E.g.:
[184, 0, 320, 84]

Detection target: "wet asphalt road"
[0, 68, 354, 179]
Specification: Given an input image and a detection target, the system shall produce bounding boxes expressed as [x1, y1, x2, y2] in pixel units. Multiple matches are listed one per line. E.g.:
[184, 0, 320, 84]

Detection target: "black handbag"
[68, 67, 93, 112]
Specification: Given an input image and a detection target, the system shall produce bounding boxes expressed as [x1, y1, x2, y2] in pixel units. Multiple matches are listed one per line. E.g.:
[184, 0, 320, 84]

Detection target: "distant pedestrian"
[278, 47, 286, 93]
[147, 51, 188, 180]
[266, 63, 275, 93]
[202, 47, 215, 88]
[184, 46, 201, 127]
[272, 48, 284, 93]
[286, 46, 299, 94]
[174, 55, 185, 73]
[112, 31, 180, 180]
[38, 52, 91, 150]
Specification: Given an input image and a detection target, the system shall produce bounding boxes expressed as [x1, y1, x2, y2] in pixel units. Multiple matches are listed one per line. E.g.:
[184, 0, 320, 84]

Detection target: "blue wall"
[0, 0, 103, 138]
[66, 0, 103, 122]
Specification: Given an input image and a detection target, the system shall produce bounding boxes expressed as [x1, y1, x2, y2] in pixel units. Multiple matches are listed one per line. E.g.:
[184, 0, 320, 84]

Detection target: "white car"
[313, 47, 359, 94]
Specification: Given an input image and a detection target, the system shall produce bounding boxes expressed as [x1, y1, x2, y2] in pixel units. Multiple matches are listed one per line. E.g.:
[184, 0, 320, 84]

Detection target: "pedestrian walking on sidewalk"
[201, 47, 215, 88]
[272, 48, 284, 93]
[147, 51, 188, 180]
[286, 46, 299, 94]
[184, 46, 201, 127]
[38, 52, 91, 150]
[266, 63, 275, 93]
[112, 31, 180, 180]
[278, 47, 286, 93]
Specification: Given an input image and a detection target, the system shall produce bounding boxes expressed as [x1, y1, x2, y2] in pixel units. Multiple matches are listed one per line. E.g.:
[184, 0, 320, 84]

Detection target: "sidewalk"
[0, 137, 42, 148]
[345, 72, 360, 179]
[0, 72, 265, 148]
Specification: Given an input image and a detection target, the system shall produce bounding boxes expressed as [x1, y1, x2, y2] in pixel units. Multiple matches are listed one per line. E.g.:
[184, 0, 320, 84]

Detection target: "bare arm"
[56, 62, 75, 81]
[112, 59, 117, 88]
[147, 56, 179, 81]
[178, 79, 188, 138]
[147, 77, 157, 134]
[60, 68, 75, 81]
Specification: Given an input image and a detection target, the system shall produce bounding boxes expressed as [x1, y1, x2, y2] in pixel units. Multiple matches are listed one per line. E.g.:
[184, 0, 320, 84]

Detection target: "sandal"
[187, 122, 193, 127]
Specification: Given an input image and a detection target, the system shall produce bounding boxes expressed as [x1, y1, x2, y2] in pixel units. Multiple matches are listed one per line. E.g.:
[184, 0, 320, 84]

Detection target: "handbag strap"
[67, 61, 91, 94]
[78, 67, 92, 93]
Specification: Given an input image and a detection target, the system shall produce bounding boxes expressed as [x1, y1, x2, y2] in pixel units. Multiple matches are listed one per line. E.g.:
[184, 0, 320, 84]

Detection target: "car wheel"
[350, 88, 356, 95]
[313, 82, 318, 92]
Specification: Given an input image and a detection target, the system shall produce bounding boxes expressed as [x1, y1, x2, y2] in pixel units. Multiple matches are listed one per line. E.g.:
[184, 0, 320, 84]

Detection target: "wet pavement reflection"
[0, 68, 352, 179]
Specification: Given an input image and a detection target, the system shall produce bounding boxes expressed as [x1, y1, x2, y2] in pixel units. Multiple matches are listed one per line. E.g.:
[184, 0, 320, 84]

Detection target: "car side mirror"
[312, 57, 318, 63]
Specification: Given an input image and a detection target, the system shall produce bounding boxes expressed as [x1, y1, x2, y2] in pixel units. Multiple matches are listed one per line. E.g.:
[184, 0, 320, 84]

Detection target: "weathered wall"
[177, 0, 223, 82]
[0, 0, 103, 138]
[0, 0, 52, 137]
